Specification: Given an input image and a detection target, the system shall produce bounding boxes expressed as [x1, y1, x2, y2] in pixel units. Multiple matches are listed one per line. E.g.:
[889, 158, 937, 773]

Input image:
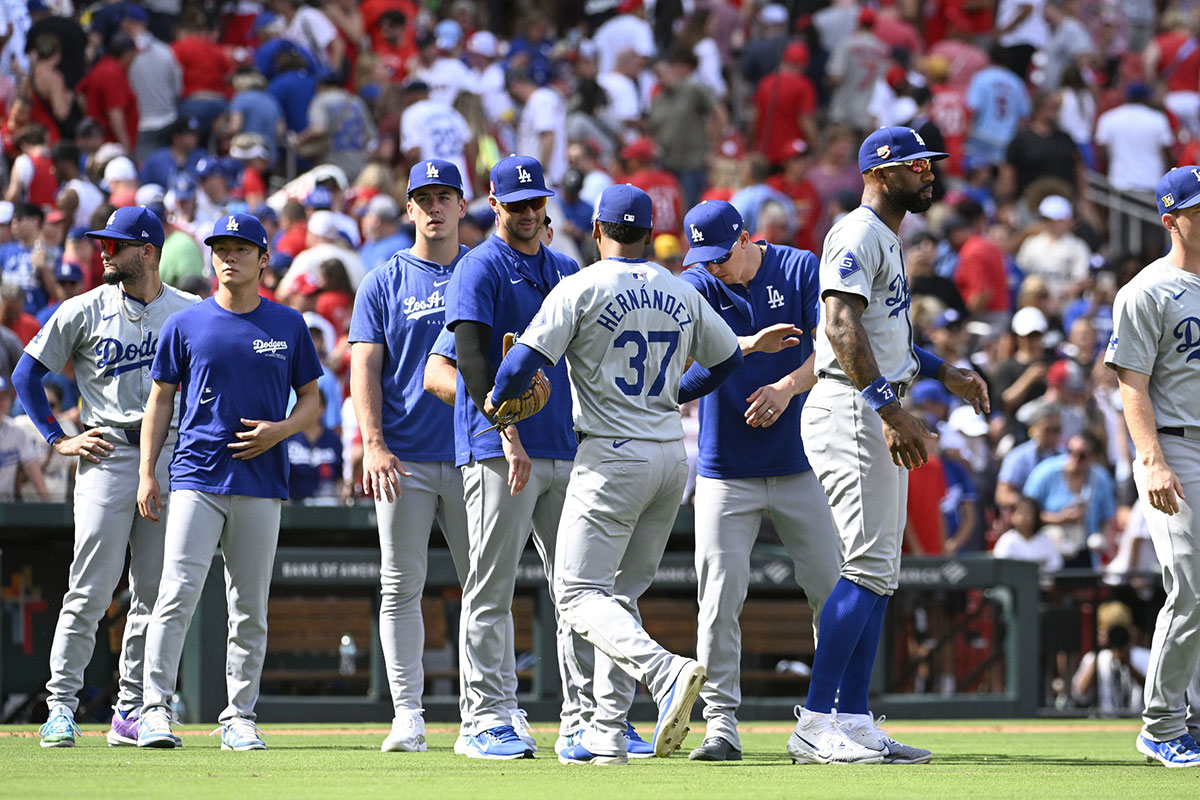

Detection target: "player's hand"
[500, 426, 531, 496]
[483, 393, 498, 421]
[745, 381, 792, 428]
[879, 404, 938, 470]
[941, 364, 991, 415]
[54, 428, 115, 463]
[137, 473, 162, 521]
[1143, 459, 1186, 515]
[362, 443, 411, 503]
[740, 323, 803, 356]
[228, 418, 288, 460]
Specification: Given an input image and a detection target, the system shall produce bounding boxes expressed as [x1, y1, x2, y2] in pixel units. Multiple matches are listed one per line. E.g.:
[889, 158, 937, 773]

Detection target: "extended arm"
[678, 348, 744, 404]
[350, 341, 410, 502]
[454, 321, 496, 413]
[1117, 366, 1184, 515]
[137, 379, 177, 521]
[14, 353, 114, 461]
[423, 354, 458, 406]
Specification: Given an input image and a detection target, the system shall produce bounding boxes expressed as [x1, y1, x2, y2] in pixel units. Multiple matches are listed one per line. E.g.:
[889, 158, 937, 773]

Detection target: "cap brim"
[84, 227, 141, 242]
[1171, 194, 1200, 213]
[493, 187, 555, 202]
[408, 179, 464, 196]
[205, 231, 267, 249]
[682, 240, 737, 267]
[865, 150, 951, 172]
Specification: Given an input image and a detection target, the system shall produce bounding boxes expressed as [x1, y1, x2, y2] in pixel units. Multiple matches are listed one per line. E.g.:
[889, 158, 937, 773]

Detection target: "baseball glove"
[477, 333, 552, 436]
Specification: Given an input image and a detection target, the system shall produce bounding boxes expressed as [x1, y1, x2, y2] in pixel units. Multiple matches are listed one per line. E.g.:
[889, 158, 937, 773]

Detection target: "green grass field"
[1, 719, 1192, 799]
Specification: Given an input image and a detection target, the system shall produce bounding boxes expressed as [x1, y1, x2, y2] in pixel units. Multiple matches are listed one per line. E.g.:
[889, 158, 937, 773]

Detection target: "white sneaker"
[511, 709, 539, 752]
[382, 710, 427, 753]
[213, 717, 266, 751]
[786, 706, 885, 765]
[137, 705, 178, 749]
[838, 712, 932, 765]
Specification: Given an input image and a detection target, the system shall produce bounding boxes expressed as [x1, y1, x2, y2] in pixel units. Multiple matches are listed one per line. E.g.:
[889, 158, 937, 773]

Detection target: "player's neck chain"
[119, 283, 164, 323]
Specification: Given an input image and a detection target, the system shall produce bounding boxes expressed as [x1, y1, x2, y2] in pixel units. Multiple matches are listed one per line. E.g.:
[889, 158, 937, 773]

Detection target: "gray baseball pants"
[376, 460, 518, 728]
[45, 433, 173, 714]
[693, 471, 840, 749]
[555, 437, 691, 756]
[1137, 436, 1200, 741]
[460, 455, 593, 736]
[142, 490, 281, 723]
[801, 378, 909, 596]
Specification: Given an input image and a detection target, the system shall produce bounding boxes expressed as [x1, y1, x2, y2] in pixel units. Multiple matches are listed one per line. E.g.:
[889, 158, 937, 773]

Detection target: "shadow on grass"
[932, 753, 1142, 768]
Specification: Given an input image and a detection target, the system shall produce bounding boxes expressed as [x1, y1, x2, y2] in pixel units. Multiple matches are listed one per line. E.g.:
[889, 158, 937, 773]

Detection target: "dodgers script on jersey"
[519, 258, 737, 441]
[25, 284, 199, 429]
[814, 205, 919, 384]
[1105, 258, 1200, 428]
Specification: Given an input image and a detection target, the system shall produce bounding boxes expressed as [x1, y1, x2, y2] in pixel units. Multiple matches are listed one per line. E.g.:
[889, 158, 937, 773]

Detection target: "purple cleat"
[107, 708, 140, 747]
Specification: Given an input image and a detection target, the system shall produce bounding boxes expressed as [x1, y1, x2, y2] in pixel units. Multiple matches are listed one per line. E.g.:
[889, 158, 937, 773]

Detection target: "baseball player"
[13, 206, 198, 747]
[444, 154, 595, 759]
[1107, 166, 1200, 767]
[489, 184, 742, 764]
[676, 200, 841, 762]
[135, 212, 323, 750]
[348, 159, 523, 753]
[793, 127, 987, 764]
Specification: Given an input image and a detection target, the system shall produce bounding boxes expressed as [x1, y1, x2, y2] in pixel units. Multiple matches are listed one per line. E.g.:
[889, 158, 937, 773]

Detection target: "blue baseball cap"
[858, 126, 949, 173]
[1157, 166, 1200, 216]
[489, 155, 554, 202]
[194, 157, 225, 180]
[55, 260, 84, 283]
[596, 183, 652, 229]
[681, 201, 745, 267]
[85, 206, 165, 248]
[305, 186, 333, 209]
[408, 159, 463, 195]
[911, 379, 953, 407]
[204, 213, 270, 250]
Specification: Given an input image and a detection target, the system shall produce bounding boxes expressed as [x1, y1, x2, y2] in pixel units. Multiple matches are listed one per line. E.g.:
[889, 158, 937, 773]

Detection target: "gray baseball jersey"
[1105, 257, 1200, 427]
[519, 259, 738, 440]
[813, 206, 918, 385]
[25, 283, 199, 429]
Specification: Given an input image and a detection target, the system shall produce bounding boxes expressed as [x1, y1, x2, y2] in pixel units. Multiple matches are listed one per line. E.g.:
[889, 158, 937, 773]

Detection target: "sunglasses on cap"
[500, 196, 547, 214]
[98, 239, 140, 256]
[873, 158, 932, 175]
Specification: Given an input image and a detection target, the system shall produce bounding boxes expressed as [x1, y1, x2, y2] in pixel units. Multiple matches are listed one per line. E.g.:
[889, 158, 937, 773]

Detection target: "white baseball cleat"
[652, 659, 706, 757]
[786, 706, 885, 765]
[511, 708, 539, 752]
[382, 710, 427, 753]
[837, 712, 932, 764]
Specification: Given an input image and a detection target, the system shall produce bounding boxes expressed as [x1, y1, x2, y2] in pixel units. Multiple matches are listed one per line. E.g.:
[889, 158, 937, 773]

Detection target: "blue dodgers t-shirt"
[348, 246, 467, 461]
[152, 297, 324, 499]
[444, 234, 579, 466]
[681, 243, 820, 479]
[286, 428, 343, 501]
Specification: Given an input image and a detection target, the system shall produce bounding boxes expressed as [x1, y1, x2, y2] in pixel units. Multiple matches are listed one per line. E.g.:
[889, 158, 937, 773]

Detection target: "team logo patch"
[912, 130, 927, 147]
[876, 145, 891, 160]
[631, 269, 648, 281]
[426, 162, 439, 178]
[766, 285, 785, 309]
[226, 217, 239, 232]
[689, 224, 704, 243]
[253, 338, 288, 359]
[1164, 193, 1176, 208]
[838, 252, 861, 279]
[516, 165, 532, 184]
[623, 213, 635, 222]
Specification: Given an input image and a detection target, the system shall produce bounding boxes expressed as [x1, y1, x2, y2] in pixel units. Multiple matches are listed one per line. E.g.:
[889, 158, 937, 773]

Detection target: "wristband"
[45, 424, 66, 446]
[861, 376, 898, 411]
[914, 345, 945, 379]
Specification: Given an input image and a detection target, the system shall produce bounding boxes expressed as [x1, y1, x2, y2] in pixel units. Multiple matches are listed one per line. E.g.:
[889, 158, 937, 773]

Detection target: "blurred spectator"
[315, 257, 354, 335]
[6, 125, 56, 207]
[0, 203, 55, 313]
[274, 0, 344, 71]
[400, 80, 476, 201]
[172, 9, 234, 147]
[51, 142, 103, 231]
[286, 389, 344, 505]
[1144, 6, 1200, 140]
[1, 281, 38, 344]
[593, 2, 657, 76]
[1015, 195, 1091, 308]
[0, 318, 20, 379]
[277, 210, 365, 301]
[751, 41, 817, 166]
[296, 71, 376, 183]
[25, 30, 79, 145]
[952, 199, 1011, 319]
[1094, 82, 1174, 192]
[997, 403, 1064, 509]
[650, 46, 723, 207]
[619, 137, 684, 239]
[508, 67, 568, 188]
[0, 375, 48, 501]
[35, 259, 83, 325]
[654, 234, 684, 275]
[409, 29, 471, 107]
[1002, 90, 1083, 201]
[268, 46, 318, 135]
[12, 381, 78, 502]
[77, 33, 139, 155]
[1023, 431, 1116, 568]
[358, 194, 412, 273]
[227, 68, 286, 165]
[825, 7, 889, 134]
[567, 141, 613, 208]
[123, 3, 182, 162]
[923, 54, 970, 176]
[966, 43, 1031, 166]
[909, 233, 967, 314]
[804, 125, 862, 247]
[730, 155, 795, 242]
[139, 116, 205, 190]
[1039, 0, 1094, 90]
[1071, 601, 1149, 713]
[597, 48, 645, 141]
[994, 305, 1051, 419]
[1056, 65, 1097, 168]
[765, 139, 820, 253]
[993, 494, 1064, 574]
[995, 0, 1050, 77]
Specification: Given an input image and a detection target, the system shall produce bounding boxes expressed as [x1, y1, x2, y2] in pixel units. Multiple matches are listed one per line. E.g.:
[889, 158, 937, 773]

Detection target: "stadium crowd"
[0, 0, 1188, 710]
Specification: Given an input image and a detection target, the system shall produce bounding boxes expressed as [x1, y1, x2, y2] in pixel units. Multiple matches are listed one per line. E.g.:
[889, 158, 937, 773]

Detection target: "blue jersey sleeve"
[445, 251, 500, 330]
[347, 268, 387, 344]
[151, 316, 185, 385]
[798, 250, 821, 334]
[431, 326, 456, 360]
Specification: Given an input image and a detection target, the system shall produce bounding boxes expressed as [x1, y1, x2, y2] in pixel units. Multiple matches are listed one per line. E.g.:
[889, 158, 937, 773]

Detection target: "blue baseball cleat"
[215, 717, 266, 751]
[464, 725, 534, 760]
[652, 660, 706, 757]
[136, 706, 179, 749]
[1137, 732, 1200, 767]
[39, 705, 80, 748]
[558, 741, 628, 766]
[624, 721, 654, 758]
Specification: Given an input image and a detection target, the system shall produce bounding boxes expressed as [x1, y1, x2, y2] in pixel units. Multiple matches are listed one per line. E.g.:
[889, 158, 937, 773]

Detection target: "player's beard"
[103, 255, 144, 285]
[885, 179, 934, 214]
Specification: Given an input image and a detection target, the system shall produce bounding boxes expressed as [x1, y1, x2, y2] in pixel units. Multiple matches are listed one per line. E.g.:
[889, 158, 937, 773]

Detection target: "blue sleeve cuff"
[679, 348, 743, 404]
[12, 354, 65, 444]
[492, 343, 550, 404]
[914, 345, 945, 380]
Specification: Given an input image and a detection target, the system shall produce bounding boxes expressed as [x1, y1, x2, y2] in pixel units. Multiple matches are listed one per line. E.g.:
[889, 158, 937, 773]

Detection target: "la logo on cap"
[426, 162, 439, 178]
[107, 211, 118, 226]
[913, 131, 927, 147]
[226, 217, 239, 232]
[516, 165, 532, 184]
[690, 223, 704, 243]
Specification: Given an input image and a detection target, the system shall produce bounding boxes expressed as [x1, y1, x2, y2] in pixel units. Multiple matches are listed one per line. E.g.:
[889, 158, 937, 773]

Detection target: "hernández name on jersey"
[596, 283, 694, 332]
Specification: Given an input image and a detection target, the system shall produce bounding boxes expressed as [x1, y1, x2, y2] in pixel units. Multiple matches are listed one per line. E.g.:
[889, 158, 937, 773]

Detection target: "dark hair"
[318, 258, 353, 294]
[669, 45, 699, 69]
[380, 10, 406, 26]
[1015, 494, 1041, 520]
[51, 141, 80, 164]
[599, 220, 650, 244]
[954, 199, 985, 224]
[1107, 624, 1131, 650]
[13, 202, 44, 222]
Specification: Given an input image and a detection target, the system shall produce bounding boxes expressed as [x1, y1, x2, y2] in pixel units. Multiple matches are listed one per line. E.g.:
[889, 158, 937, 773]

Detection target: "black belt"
[818, 372, 908, 399]
[112, 427, 140, 445]
[576, 432, 588, 444]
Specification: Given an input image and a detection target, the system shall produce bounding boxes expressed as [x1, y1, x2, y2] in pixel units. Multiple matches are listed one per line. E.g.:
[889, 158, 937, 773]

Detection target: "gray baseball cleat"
[688, 736, 743, 762]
